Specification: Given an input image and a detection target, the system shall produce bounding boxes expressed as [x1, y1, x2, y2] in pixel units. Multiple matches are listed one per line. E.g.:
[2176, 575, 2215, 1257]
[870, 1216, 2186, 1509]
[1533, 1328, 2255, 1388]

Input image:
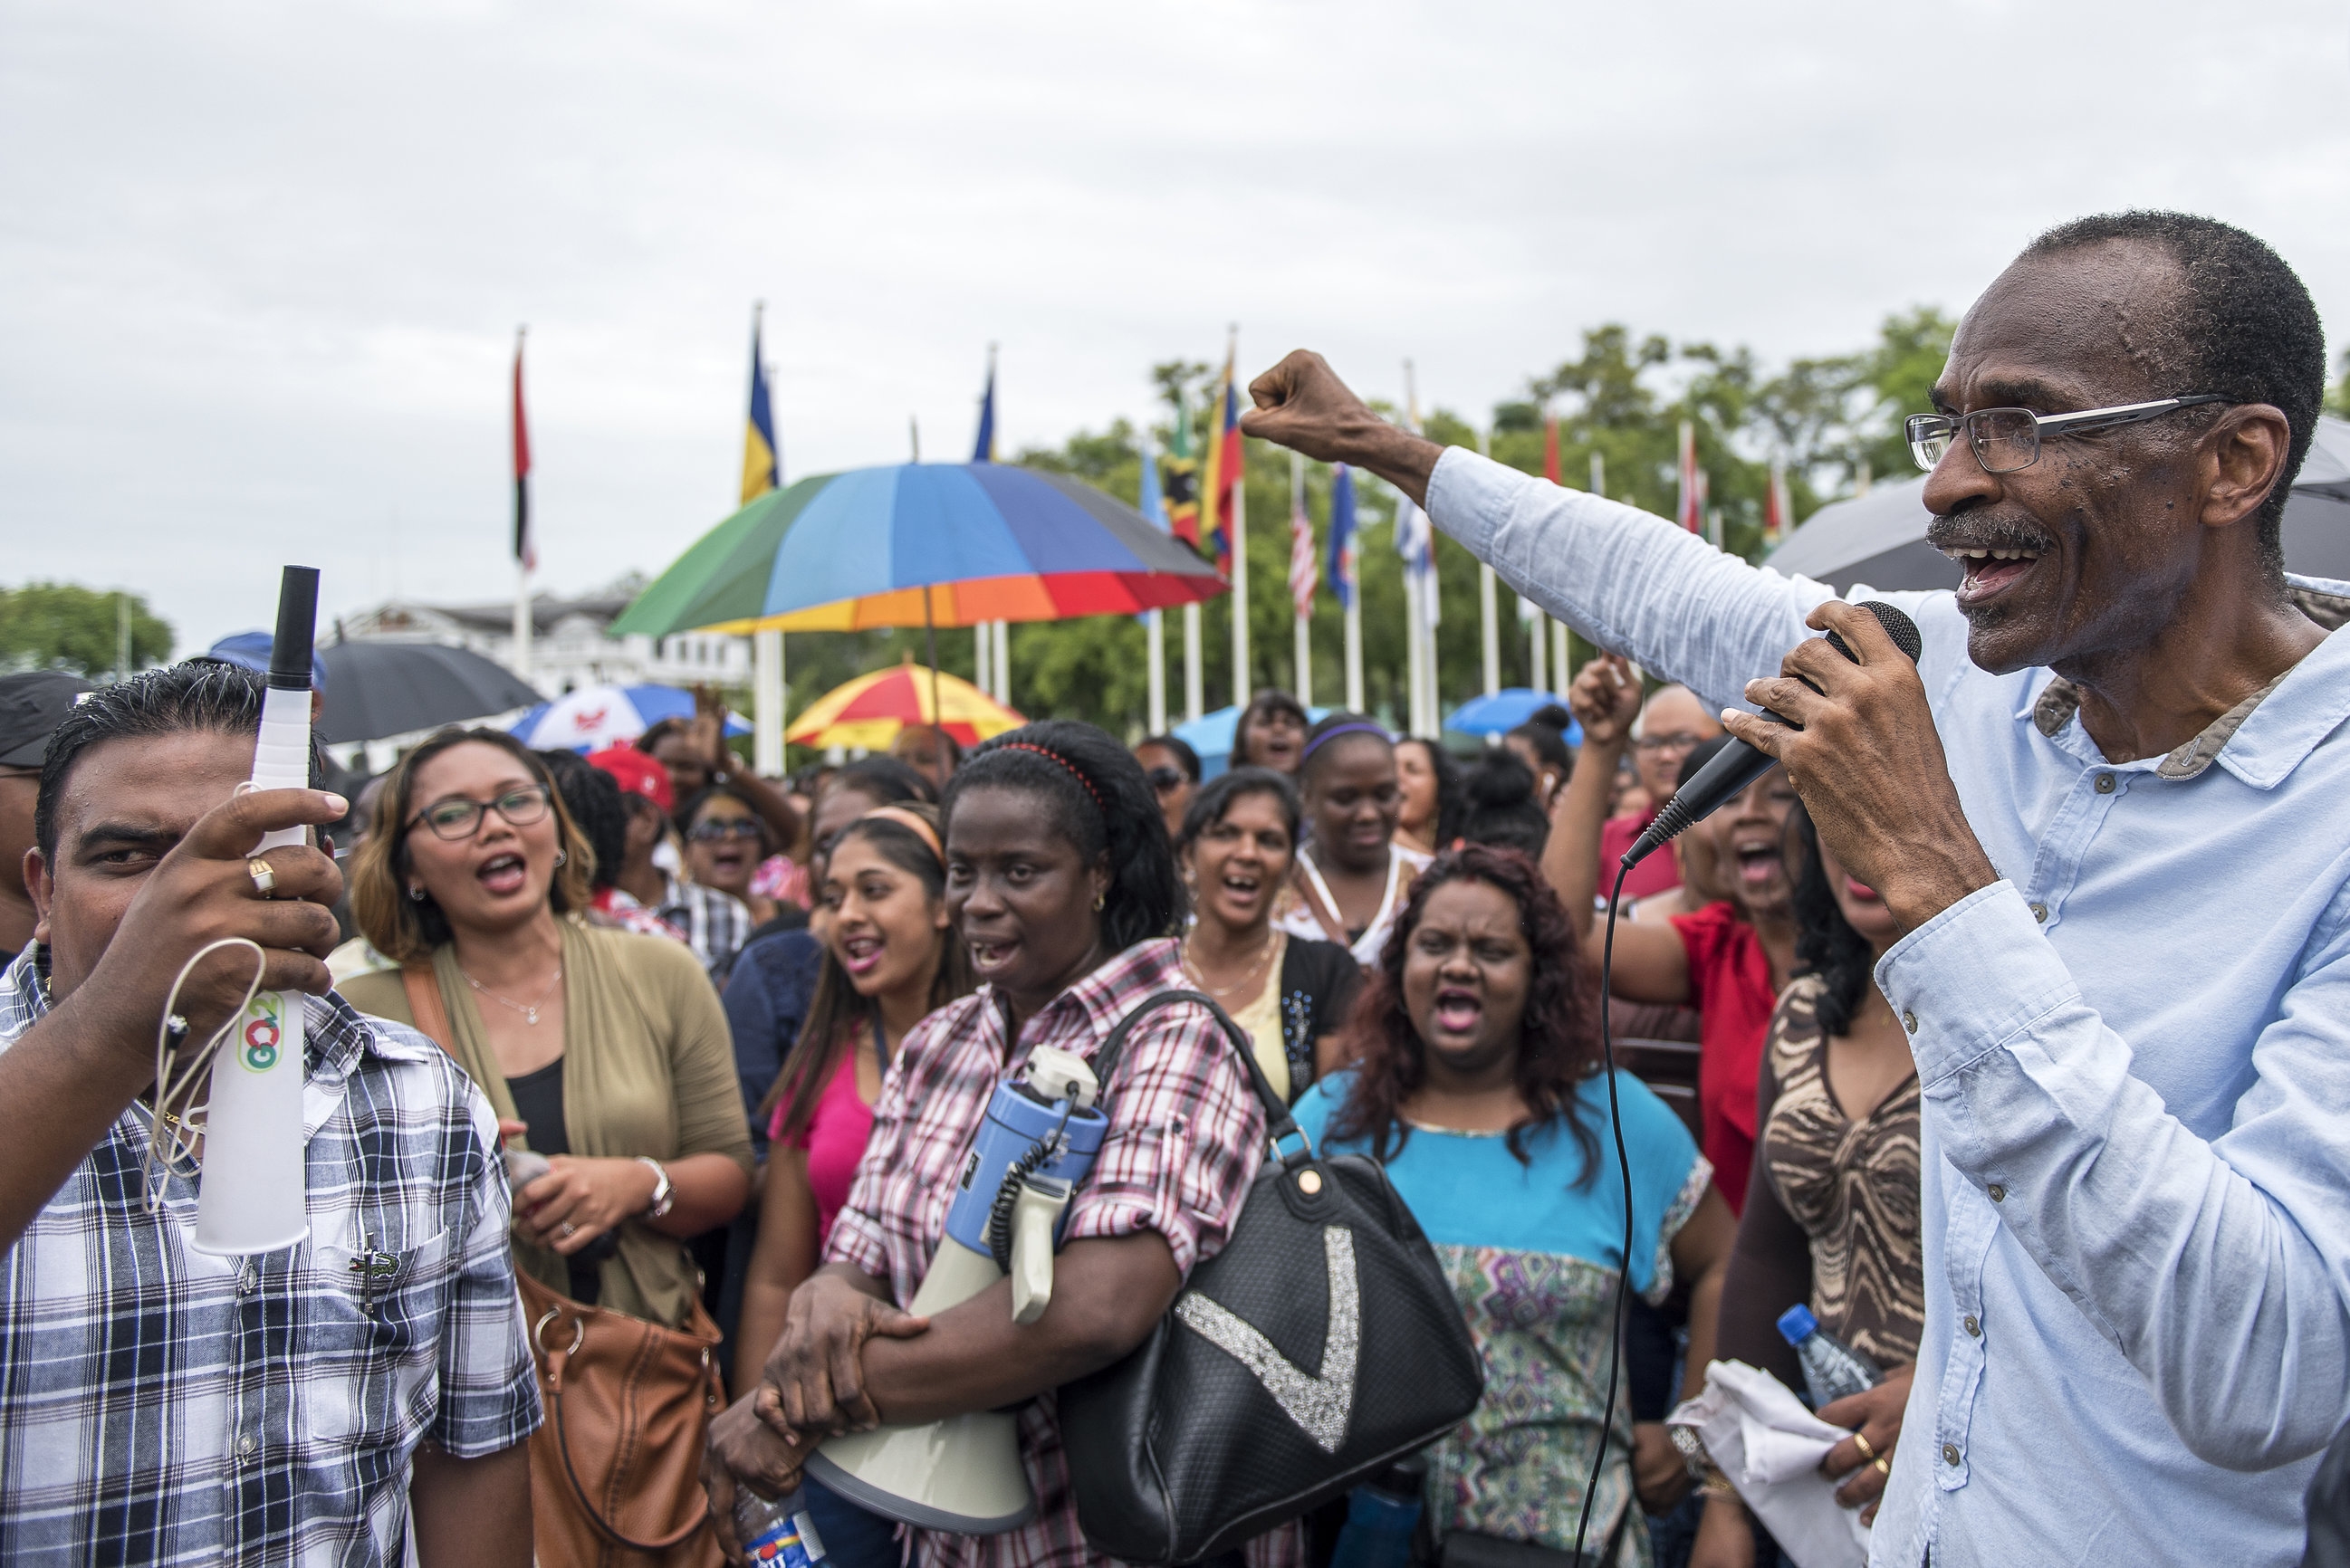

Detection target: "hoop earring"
[408, 885, 427, 903]
[553, 849, 568, 867]
[1093, 892, 1106, 912]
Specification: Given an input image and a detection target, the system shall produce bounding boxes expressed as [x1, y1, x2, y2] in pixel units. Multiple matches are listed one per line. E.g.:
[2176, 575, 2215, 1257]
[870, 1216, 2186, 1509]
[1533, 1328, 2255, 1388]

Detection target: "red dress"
[1667, 901, 1777, 1214]
[1599, 808, 1683, 901]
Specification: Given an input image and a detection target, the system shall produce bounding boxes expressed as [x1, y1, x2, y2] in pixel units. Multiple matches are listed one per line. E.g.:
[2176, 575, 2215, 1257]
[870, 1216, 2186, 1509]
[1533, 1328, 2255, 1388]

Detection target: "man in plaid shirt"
[0, 664, 539, 1566]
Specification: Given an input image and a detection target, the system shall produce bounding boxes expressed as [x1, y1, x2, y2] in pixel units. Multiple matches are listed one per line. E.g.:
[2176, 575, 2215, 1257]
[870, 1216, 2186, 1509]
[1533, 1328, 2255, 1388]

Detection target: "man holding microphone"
[1243, 212, 2346, 1565]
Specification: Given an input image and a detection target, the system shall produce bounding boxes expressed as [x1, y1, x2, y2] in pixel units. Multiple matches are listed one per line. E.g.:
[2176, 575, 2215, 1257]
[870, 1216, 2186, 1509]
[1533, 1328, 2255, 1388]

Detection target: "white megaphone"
[191, 565, 319, 1257]
[802, 1045, 1107, 1532]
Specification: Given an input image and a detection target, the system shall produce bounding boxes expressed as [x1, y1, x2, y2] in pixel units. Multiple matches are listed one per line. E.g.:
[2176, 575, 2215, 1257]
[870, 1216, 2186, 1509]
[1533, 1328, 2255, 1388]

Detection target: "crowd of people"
[0, 208, 2344, 1568]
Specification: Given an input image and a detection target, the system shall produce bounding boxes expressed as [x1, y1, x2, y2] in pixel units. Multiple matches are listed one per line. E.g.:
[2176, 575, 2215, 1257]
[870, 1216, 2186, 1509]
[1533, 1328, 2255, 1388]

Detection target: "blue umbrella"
[509, 684, 751, 752]
[1444, 688, 1583, 742]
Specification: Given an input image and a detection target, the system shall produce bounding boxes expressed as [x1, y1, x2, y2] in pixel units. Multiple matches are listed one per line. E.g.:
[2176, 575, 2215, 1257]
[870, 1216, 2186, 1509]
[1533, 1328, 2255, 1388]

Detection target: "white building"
[336, 589, 750, 697]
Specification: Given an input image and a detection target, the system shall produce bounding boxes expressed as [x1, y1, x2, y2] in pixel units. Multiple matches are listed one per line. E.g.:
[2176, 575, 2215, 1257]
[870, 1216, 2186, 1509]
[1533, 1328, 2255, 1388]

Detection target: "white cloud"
[2, 0, 2344, 648]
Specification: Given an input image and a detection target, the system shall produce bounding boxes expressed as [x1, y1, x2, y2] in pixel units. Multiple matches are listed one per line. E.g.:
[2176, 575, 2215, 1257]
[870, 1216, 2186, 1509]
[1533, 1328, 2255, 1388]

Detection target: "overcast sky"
[5, 0, 2345, 654]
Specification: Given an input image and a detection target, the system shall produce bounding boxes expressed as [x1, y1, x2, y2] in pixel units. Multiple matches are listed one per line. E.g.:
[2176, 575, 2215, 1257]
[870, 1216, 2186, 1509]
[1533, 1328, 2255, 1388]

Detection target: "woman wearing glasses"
[342, 728, 753, 1563]
[1133, 733, 1200, 841]
[683, 784, 784, 927]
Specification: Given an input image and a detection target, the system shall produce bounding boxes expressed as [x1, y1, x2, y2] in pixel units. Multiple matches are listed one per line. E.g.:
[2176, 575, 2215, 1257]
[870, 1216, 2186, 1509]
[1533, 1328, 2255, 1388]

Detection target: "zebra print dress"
[1758, 973, 1926, 1370]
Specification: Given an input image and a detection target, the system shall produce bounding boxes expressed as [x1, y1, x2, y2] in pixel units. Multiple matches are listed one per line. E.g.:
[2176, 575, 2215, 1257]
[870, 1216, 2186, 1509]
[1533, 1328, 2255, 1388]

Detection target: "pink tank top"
[769, 1045, 877, 1245]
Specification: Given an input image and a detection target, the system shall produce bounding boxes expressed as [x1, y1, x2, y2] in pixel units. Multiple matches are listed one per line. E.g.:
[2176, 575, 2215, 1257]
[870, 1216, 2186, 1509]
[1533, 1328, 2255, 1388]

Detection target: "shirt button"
[1942, 1443, 1962, 1467]
[1988, 1183, 2006, 1202]
[1901, 1010, 1918, 1034]
[236, 1434, 257, 1459]
[1963, 1315, 1981, 1336]
[2095, 772, 2116, 794]
[237, 1266, 259, 1297]
[2029, 902, 2048, 923]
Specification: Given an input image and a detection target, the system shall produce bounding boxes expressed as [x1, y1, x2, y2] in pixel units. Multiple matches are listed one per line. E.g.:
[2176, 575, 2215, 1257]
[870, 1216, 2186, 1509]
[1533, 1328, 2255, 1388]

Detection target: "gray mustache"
[1926, 512, 2056, 556]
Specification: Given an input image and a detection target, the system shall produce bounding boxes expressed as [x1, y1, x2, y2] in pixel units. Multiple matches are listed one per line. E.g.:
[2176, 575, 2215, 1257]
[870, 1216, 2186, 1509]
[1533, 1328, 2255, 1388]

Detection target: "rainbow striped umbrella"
[785, 659, 1025, 751]
[611, 462, 1224, 638]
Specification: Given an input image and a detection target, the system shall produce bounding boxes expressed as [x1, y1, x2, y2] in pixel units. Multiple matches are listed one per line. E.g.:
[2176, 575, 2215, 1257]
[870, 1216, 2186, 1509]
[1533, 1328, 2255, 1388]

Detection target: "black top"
[1274, 935, 1364, 1104]
[506, 1056, 605, 1305]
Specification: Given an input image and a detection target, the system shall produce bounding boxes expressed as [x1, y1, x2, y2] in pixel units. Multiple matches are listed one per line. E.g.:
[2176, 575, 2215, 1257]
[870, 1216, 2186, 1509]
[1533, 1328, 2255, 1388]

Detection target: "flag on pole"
[1139, 435, 1168, 531]
[1289, 463, 1317, 618]
[1204, 347, 1243, 575]
[1163, 394, 1202, 551]
[1328, 464, 1358, 612]
[972, 345, 999, 463]
[1676, 419, 1703, 533]
[512, 330, 534, 570]
[743, 306, 780, 503]
[1542, 415, 1562, 485]
[1764, 461, 1791, 547]
[1396, 373, 1437, 626]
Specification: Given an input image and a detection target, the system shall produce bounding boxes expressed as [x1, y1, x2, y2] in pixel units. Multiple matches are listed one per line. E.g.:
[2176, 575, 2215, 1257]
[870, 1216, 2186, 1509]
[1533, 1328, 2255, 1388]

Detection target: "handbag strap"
[400, 965, 456, 1056]
[1089, 988, 1314, 1173]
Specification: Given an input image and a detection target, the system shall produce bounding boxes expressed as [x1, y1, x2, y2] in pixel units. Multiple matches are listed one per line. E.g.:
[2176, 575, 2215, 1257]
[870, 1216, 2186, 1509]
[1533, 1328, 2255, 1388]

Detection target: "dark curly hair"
[2021, 212, 2326, 575]
[943, 719, 1186, 950]
[1328, 843, 1604, 1181]
[1787, 802, 1878, 1038]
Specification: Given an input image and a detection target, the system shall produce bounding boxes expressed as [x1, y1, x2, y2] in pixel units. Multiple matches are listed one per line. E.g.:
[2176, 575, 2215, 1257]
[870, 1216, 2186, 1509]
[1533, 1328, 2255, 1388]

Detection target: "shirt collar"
[2027, 577, 2350, 788]
[5, 942, 396, 1084]
[987, 937, 1185, 1056]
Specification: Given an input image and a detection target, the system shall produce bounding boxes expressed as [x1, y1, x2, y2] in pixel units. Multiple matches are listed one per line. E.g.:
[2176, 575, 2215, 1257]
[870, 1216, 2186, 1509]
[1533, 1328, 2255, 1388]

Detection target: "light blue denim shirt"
[1425, 447, 2350, 1568]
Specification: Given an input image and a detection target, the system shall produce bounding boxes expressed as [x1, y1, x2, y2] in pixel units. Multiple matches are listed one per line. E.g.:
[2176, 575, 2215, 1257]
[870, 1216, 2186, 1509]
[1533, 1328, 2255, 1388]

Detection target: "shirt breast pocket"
[306, 1223, 460, 1446]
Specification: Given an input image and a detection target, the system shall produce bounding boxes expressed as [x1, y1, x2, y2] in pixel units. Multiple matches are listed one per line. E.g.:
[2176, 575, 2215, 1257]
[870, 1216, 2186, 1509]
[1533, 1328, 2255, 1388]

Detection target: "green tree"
[0, 583, 173, 677]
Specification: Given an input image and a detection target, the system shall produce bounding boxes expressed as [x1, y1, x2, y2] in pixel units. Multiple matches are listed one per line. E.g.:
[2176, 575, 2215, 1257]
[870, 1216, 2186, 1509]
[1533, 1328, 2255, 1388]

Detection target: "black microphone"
[1622, 601, 1921, 870]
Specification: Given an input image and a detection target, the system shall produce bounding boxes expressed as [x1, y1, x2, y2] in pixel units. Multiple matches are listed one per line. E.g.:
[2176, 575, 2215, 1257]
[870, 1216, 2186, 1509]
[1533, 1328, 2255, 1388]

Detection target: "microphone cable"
[1571, 856, 1637, 1561]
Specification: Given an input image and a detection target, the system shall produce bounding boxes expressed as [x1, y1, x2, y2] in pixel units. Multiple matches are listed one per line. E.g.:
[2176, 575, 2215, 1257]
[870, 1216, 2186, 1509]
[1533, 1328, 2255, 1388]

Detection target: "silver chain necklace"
[461, 963, 563, 1026]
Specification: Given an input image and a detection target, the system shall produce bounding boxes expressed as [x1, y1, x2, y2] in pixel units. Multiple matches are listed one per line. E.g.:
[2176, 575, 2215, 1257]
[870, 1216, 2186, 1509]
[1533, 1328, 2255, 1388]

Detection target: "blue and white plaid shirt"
[0, 946, 542, 1565]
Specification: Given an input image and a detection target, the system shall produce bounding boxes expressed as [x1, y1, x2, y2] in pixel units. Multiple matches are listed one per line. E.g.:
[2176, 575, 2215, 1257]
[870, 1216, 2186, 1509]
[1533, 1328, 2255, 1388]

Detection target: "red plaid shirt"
[827, 938, 1301, 1568]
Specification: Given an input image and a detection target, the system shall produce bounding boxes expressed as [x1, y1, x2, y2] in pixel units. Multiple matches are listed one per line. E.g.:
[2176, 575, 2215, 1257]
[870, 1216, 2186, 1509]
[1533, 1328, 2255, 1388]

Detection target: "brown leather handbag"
[398, 967, 727, 1568]
[520, 1269, 729, 1568]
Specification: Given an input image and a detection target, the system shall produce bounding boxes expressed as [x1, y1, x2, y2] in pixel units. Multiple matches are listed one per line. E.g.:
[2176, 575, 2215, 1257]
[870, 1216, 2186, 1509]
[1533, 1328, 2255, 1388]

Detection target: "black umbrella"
[315, 642, 542, 745]
[1764, 414, 2350, 596]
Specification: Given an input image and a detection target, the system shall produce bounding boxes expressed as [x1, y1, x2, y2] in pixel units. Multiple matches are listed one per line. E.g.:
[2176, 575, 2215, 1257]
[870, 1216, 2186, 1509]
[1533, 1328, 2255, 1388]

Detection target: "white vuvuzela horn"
[192, 565, 319, 1257]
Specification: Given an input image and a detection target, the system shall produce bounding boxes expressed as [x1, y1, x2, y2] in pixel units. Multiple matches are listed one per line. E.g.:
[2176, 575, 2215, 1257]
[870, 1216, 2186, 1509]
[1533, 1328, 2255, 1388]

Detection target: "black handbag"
[1060, 990, 1484, 1566]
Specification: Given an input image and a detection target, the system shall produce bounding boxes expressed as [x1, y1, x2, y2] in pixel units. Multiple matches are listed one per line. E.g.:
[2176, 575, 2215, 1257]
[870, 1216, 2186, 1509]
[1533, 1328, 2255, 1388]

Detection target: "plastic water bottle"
[734, 1488, 829, 1567]
[1328, 1457, 1424, 1568]
[1778, 1304, 1881, 1409]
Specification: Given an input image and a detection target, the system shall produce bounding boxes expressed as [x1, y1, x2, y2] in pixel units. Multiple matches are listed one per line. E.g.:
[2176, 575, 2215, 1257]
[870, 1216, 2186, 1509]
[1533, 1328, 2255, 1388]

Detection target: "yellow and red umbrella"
[785, 659, 1026, 751]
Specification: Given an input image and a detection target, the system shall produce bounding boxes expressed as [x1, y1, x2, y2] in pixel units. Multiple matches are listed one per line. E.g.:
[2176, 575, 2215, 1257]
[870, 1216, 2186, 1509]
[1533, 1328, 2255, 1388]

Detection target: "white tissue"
[1667, 1360, 1872, 1568]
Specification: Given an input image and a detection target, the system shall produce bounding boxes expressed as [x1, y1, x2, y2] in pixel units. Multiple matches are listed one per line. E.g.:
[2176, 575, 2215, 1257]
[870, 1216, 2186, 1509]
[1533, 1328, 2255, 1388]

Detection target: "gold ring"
[1873, 1455, 1891, 1477]
[1852, 1430, 1879, 1463]
[247, 856, 277, 897]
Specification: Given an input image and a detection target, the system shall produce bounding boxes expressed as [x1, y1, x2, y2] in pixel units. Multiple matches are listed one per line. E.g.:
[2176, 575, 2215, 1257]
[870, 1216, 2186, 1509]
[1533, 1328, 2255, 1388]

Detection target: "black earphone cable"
[1572, 856, 1637, 1561]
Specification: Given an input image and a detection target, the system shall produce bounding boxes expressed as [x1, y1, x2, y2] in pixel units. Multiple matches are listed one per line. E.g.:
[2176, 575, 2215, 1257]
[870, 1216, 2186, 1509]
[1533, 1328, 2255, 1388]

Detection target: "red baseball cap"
[588, 745, 674, 813]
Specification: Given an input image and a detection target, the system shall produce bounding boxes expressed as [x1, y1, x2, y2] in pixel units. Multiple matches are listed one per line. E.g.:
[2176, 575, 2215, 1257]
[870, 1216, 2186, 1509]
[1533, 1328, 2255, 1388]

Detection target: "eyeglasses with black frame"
[1905, 395, 2231, 475]
[407, 784, 553, 841]
[688, 817, 765, 842]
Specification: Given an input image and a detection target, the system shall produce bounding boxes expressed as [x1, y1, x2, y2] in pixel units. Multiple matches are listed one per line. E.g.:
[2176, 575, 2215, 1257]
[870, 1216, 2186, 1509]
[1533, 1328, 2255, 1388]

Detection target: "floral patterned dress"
[1293, 1070, 1711, 1565]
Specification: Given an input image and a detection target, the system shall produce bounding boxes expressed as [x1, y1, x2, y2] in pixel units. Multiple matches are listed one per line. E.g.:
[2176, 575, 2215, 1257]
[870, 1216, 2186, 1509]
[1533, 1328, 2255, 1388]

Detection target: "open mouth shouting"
[1929, 515, 2056, 611]
[1429, 985, 1483, 1042]
[1215, 865, 1264, 916]
[1730, 834, 1782, 891]
[967, 934, 1017, 976]
[476, 852, 529, 898]
[839, 930, 886, 979]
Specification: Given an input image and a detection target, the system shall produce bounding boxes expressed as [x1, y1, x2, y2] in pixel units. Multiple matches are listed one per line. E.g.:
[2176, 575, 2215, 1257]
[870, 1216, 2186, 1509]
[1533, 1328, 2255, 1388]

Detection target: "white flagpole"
[1526, 596, 1546, 694]
[754, 630, 785, 774]
[1405, 569, 1425, 737]
[1290, 451, 1312, 708]
[1230, 473, 1248, 708]
[1344, 598, 1363, 713]
[1477, 428, 1498, 698]
[1147, 610, 1166, 735]
[1184, 602, 1204, 722]
[1553, 619, 1569, 695]
[993, 619, 1010, 708]
[974, 622, 990, 700]
[513, 565, 532, 688]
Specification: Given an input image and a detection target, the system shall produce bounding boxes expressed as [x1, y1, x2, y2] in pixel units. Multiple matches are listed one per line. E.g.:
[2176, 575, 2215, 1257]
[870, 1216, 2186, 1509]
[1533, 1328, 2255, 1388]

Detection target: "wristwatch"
[636, 1157, 675, 1220]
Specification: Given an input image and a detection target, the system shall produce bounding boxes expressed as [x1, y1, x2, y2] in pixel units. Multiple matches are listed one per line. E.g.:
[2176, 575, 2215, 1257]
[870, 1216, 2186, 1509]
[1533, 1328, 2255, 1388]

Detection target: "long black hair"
[944, 720, 1186, 950]
[1788, 801, 1878, 1037]
[760, 803, 972, 1138]
[1394, 736, 1464, 847]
